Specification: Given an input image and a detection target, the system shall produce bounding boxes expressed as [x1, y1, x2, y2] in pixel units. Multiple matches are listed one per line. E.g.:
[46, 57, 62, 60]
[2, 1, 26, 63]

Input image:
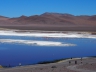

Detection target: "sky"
[0, 0, 96, 17]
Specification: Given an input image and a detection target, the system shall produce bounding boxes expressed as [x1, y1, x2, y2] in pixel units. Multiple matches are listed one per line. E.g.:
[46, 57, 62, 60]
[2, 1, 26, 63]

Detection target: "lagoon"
[0, 30, 96, 67]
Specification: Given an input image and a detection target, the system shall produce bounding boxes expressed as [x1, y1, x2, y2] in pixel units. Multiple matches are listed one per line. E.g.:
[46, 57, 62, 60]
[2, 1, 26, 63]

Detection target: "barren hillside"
[0, 12, 96, 31]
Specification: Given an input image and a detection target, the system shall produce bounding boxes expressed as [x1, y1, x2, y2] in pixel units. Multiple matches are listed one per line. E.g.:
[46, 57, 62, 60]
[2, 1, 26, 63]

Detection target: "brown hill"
[0, 12, 96, 31]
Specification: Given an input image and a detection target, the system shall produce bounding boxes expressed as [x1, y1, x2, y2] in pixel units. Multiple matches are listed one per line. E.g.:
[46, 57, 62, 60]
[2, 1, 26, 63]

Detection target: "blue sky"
[0, 0, 96, 17]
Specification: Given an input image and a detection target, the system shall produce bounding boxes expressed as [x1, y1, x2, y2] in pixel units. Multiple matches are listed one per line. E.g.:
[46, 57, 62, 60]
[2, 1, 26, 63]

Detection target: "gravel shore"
[0, 57, 96, 72]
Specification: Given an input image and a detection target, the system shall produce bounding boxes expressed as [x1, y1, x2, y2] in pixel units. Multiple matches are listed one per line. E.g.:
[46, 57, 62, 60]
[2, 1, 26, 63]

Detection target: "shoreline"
[0, 26, 96, 32]
[0, 57, 95, 69]
[1, 56, 93, 68]
[0, 27, 96, 32]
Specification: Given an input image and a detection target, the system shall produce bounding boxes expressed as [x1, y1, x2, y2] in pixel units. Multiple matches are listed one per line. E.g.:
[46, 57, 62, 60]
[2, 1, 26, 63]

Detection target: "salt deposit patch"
[0, 30, 96, 39]
[0, 39, 76, 46]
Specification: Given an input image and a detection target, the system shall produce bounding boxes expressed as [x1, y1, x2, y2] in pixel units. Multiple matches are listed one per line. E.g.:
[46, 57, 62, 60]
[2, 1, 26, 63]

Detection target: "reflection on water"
[0, 36, 96, 66]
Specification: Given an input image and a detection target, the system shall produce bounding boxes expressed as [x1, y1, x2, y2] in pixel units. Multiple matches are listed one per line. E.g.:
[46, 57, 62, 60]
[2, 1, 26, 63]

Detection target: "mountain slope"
[0, 12, 96, 31]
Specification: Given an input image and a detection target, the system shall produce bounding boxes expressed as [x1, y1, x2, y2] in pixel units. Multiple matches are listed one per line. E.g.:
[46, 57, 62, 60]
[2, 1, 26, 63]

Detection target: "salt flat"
[0, 29, 96, 39]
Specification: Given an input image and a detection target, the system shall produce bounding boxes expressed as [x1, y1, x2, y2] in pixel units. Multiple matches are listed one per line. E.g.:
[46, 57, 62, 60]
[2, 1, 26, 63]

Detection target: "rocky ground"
[0, 57, 96, 72]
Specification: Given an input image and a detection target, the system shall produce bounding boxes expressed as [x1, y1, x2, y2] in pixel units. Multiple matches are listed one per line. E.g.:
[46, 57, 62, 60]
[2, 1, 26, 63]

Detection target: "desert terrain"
[0, 12, 96, 31]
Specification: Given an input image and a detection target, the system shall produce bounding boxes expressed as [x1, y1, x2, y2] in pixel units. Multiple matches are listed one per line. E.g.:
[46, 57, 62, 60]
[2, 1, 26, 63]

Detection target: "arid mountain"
[0, 12, 96, 31]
